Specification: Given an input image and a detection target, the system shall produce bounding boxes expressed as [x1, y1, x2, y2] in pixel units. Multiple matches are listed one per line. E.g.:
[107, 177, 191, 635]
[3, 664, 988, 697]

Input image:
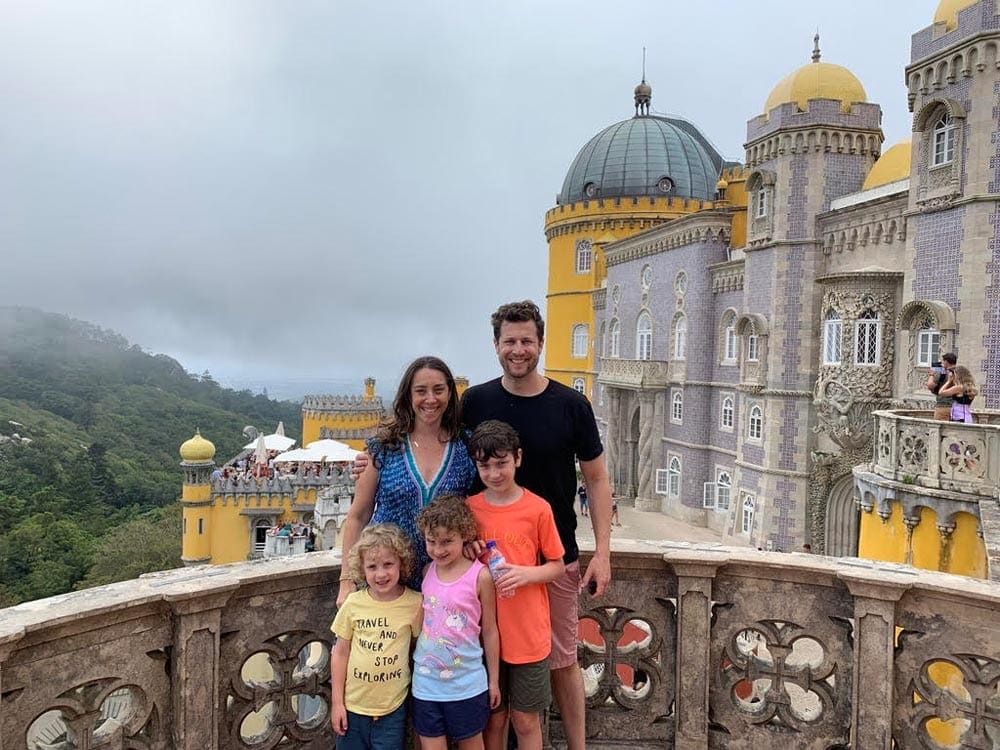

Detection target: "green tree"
[0, 513, 94, 603]
[76, 504, 182, 589]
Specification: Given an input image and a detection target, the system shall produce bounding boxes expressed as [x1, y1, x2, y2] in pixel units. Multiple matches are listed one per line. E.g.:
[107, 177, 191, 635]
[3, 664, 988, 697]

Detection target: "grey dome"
[558, 116, 725, 205]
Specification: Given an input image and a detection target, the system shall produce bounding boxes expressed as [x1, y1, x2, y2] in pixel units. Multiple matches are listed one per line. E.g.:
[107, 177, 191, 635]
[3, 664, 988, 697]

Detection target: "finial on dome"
[634, 47, 652, 116]
[812, 31, 821, 63]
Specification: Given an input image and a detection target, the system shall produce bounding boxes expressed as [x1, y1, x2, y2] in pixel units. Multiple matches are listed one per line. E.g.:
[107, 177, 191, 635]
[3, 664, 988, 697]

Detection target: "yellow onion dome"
[934, 0, 978, 31]
[862, 139, 912, 190]
[716, 177, 729, 190]
[764, 36, 866, 116]
[180, 430, 216, 462]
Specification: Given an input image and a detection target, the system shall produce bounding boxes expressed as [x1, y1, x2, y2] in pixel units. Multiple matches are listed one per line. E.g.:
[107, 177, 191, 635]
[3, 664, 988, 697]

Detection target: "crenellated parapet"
[710, 259, 745, 293]
[603, 210, 732, 267]
[301, 394, 384, 413]
[544, 195, 712, 240]
[818, 192, 909, 255]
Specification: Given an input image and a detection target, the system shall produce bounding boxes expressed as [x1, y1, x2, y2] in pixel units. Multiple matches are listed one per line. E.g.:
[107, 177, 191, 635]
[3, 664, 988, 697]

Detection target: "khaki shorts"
[934, 406, 952, 421]
[496, 658, 551, 713]
[547, 561, 581, 670]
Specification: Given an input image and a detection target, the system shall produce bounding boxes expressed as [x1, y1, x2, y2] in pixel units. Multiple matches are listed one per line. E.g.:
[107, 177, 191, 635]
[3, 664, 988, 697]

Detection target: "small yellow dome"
[934, 0, 978, 31]
[764, 61, 867, 115]
[180, 430, 216, 462]
[862, 139, 912, 190]
[716, 177, 729, 190]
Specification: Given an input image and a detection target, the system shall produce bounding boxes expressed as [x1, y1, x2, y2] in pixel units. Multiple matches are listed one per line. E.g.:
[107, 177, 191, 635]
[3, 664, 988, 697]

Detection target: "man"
[927, 352, 958, 421]
[461, 300, 612, 750]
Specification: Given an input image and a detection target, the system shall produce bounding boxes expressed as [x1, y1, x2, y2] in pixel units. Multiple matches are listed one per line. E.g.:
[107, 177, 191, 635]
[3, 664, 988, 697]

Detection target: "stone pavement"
[575, 497, 726, 548]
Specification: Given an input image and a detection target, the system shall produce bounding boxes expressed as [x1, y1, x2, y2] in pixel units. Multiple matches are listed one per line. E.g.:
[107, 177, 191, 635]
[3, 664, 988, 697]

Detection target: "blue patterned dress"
[368, 435, 476, 590]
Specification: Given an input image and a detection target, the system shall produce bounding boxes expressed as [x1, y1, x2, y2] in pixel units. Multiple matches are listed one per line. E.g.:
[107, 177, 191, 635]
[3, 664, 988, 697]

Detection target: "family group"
[328, 301, 612, 750]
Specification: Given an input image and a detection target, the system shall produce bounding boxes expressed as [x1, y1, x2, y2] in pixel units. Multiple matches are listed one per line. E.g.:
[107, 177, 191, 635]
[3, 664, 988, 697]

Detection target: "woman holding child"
[338, 356, 477, 602]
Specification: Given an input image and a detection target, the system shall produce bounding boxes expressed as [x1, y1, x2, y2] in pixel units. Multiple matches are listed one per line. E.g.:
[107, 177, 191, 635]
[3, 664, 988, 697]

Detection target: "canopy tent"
[243, 432, 296, 452]
[305, 438, 360, 463]
[271, 448, 323, 464]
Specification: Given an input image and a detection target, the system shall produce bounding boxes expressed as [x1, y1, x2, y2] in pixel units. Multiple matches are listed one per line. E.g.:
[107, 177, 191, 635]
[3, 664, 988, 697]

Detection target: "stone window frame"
[745, 170, 776, 244]
[636, 310, 653, 361]
[931, 113, 956, 167]
[655, 468, 669, 495]
[746, 334, 759, 363]
[571, 323, 589, 359]
[720, 392, 735, 433]
[641, 264, 653, 290]
[670, 388, 683, 425]
[252, 517, 275, 553]
[914, 98, 965, 210]
[747, 403, 763, 442]
[608, 319, 621, 358]
[898, 300, 956, 392]
[672, 314, 688, 361]
[575, 239, 593, 274]
[715, 468, 732, 512]
[720, 308, 739, 365]
[735, 314, 769, 388]
[599, 320, 607, 358]
[667, 454, 681, 498]
[854, 309, 882, 367]
[822, 309, 843, 365]
[740, 492, 756, 535]
[571, 377, 586, 394]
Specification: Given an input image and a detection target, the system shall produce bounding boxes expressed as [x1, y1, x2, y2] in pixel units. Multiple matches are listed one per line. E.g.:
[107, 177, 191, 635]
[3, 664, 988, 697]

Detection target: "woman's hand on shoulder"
[464, 539, 486, 561]
[336, 579, 356, 607]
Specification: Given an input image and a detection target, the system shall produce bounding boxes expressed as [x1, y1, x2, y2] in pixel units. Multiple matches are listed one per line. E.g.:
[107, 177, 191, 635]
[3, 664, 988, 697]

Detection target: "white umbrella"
[306, 438, 360, 462]
[272, 448, 319, 463]
[243, 433, 296, 451]
[253, 435, 269, 465]
[275, 421, 286, 437]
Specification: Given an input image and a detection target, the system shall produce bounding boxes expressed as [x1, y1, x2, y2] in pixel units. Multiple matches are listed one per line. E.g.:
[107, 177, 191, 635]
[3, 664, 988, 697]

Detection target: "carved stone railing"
[4, 544, 1000, 749]
[870, 409, 1000, 497]
[598, 359, 671, 390]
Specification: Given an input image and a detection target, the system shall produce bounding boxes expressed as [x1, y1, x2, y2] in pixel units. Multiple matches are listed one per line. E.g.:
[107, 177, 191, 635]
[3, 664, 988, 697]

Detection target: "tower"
[300, 378, 384, 449]
[179, 430, 216, 566]
[544, 79, 732, 397]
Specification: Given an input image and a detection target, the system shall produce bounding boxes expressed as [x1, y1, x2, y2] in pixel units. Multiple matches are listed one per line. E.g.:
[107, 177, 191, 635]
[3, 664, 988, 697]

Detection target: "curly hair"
[491, 300, 544, 341]
[416, 493, 479, 542]
[374, 356, 461, 450]
[347, 524, 416, 584]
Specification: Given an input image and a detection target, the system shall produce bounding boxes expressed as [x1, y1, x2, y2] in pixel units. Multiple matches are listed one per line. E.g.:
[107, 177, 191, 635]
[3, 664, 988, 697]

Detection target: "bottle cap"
[486, 540, 497, 548]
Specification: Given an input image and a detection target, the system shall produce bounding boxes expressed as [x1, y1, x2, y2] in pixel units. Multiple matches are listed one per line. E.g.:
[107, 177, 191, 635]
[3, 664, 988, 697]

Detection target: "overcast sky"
[1, 0, 936, 396]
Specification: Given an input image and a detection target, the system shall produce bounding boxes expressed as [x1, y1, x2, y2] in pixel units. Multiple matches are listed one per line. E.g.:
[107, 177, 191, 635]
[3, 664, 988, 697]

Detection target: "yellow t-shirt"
[331, 588, 422, 716]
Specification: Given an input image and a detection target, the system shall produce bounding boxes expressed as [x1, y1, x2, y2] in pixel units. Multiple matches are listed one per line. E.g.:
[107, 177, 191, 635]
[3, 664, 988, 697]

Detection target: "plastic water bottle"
[486, 541, 514, 598]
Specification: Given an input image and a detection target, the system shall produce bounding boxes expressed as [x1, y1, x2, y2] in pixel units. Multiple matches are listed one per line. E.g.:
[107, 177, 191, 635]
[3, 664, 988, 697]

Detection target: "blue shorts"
[338, 703, 407, 750]
[412, 691, 489, 740]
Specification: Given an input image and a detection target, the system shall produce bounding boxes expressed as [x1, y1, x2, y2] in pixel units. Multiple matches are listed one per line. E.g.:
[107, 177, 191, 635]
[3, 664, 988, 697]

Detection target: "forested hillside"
[0, 307, 302, 605]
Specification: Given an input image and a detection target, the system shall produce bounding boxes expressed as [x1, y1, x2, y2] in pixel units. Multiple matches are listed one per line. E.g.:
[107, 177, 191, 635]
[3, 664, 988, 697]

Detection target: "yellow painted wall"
[857, 502, 987, 579]
[181, 478, 212, 563]
[301, 411, 380, 450]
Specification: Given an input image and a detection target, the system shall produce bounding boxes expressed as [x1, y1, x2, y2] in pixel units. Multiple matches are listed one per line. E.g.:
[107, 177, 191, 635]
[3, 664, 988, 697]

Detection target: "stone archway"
[825, 475, 859, 557]
[626, 406, 641, 498]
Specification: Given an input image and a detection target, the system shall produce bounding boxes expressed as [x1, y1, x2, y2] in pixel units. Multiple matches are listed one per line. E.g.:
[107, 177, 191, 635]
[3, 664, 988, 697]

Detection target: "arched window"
[572, 377, 586, 394]
[755, 189, 768, 218]
[572, 324, 589, 359]
[722, 312, 737, 362]
[575, 239, 593, 274]
[254, 519, 271, 552]
[855, 310, 881, 366]
[746, 334, 759, 362]
[716, 471, 732, 511]
[673, 316, 687, 360]
[741, 494, 755, 535]
[636, 312, 652, 360]
[668, 456, 681, 497]
[599, 321, 607, 358]
[823, 310, 842, 365]
[721, 395, 735, 430]
[671, 390, 683, 423]
[609, 319, 621, 358]
[932, 114, 956, 166]
[748, 404, 763, 440]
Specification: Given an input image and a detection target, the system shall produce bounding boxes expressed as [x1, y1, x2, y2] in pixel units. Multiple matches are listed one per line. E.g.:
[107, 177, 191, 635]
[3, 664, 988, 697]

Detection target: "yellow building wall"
[857, 502, 987, 579]
[544, 196, 708, 394]
[181, 481, 211, 563]
[301, 411, 380, 450]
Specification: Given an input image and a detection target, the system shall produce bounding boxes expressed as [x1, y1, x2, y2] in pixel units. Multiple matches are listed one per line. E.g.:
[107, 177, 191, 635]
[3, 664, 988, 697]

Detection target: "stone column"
[606, 389, 622, 494]
[839, 571, 910, 750]
[0, 638, 21, 750]
[635, 391, 658, 511]
[670, 554, 726, 749]
[167, 587, 237, 750]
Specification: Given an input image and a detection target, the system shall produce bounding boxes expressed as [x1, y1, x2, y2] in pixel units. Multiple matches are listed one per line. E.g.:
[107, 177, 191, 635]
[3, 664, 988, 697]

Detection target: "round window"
[641, 266, 653, 289]
[675, 272, 687, 295]
[584, 182, 598, 198]
[657, 176, 674, 193]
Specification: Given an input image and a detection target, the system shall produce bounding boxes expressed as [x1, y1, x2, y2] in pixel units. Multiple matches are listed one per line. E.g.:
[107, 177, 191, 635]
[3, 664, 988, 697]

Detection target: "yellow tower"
[544, 79, 733, 396]
[301, 377, 385, 450]
[179, 430, 216, 565]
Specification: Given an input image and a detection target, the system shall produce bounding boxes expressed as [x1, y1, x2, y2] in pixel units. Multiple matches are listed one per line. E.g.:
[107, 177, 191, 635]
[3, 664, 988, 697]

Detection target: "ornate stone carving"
[813, 375, 880, 451]
[597, 358, 670, 390]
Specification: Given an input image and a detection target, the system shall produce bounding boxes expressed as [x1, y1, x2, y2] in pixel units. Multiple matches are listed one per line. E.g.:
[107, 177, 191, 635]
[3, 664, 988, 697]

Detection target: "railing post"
[839, 570, 911, 750]
[167, 586, 238, 750]
[669, 554, 726, 750]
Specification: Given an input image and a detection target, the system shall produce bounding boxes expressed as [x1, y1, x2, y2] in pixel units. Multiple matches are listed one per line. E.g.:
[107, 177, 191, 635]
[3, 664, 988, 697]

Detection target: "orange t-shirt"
[467, 489, 565, 664]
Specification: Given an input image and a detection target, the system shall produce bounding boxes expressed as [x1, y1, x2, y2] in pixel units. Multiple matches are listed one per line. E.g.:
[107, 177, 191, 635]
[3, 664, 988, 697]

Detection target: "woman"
[337, 356, 476, 603]
[939, 365, 978, 423]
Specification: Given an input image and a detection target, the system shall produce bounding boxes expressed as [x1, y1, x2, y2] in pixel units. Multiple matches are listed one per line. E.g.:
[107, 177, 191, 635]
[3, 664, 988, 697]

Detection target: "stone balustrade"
[870, 409, 1000, 497]
[2, 542, 1000, 749]
[598, 358, 671, 390]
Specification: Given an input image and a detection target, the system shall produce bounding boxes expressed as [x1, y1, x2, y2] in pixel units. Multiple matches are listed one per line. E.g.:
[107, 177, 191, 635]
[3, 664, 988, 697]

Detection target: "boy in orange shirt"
[466, 420, 565, 750]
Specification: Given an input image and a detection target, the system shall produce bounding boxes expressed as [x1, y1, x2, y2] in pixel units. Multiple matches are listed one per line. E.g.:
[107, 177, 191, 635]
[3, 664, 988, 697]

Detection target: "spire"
[633, 47, 652, 117]
[812, 31, 821, 63]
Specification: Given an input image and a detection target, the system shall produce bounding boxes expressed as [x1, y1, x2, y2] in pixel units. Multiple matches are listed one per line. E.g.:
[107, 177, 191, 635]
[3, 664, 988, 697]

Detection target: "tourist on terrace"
[338, 356, 476, 600]
[939, 365, 978, 423]
[927, 352, 957, 421]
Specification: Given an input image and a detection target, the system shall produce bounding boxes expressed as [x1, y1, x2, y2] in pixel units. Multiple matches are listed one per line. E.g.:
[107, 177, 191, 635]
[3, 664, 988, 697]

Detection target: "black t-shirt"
[461, 377, 604, 564]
